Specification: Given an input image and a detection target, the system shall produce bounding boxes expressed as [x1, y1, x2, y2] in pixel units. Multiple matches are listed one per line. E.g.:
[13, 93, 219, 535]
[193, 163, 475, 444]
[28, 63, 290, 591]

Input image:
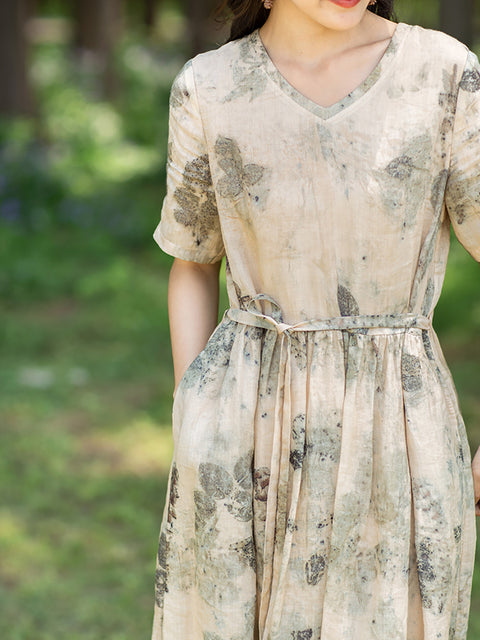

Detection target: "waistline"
[224, 294, 432, 335]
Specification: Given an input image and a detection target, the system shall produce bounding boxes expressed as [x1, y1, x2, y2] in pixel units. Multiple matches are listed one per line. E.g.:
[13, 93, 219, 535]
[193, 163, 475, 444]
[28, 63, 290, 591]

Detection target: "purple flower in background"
[0, 198, 21, 223]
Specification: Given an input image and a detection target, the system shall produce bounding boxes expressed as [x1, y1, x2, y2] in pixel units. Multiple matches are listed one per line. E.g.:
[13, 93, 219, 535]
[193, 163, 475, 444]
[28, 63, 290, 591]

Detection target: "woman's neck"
[258, 6, 395, 67]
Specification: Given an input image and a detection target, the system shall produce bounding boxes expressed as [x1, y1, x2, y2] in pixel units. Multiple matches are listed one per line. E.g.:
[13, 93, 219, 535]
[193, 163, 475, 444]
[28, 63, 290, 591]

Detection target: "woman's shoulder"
[401, 21, 472, 71]
[170, 30, 266, 105]
[192, 31, 253, 66]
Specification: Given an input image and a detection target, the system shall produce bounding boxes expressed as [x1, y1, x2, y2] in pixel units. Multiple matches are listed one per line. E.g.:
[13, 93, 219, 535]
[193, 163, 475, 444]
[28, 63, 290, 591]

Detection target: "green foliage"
[0, 32, 181, 639]
[0, 39, 170, 245]
[395, 0, 439, 28]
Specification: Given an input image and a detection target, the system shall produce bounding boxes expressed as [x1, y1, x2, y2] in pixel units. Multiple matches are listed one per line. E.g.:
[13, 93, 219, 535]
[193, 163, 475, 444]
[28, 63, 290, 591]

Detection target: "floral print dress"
[151, 21, 479, 640]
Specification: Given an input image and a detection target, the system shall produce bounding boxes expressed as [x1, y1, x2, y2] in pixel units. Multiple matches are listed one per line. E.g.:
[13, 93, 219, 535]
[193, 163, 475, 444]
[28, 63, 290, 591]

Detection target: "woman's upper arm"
[171, 256, 223, 276]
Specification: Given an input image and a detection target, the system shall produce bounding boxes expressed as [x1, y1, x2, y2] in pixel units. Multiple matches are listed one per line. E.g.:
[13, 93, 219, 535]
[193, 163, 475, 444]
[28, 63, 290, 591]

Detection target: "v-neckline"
[249, 22, 410, 121]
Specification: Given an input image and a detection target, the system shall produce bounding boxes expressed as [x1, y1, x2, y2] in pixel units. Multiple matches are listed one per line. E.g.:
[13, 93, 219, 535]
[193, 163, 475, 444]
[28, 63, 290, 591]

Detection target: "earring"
[263, 0, 274, 8]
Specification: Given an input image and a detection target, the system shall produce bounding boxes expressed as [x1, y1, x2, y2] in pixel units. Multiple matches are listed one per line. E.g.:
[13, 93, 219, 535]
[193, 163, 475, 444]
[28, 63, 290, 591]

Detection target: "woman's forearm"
[168, 257, 222, 397]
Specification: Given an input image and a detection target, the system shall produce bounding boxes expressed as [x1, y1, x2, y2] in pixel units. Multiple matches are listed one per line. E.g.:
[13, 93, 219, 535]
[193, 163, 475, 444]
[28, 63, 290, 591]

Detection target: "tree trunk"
[439, 0, 475, 48]
[185, 0, 204, 56]
[0, 0, 36, 116]
[144, 0, 157, 30]
[73, 0, 123, 99]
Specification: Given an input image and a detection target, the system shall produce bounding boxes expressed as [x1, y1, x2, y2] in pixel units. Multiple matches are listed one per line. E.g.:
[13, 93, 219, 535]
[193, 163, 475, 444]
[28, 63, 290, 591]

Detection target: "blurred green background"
[0, 1, 479, 638]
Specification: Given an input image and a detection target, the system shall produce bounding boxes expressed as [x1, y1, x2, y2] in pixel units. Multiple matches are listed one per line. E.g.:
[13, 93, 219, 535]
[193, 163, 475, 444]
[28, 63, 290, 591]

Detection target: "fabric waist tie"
[221, 293, 432, 640]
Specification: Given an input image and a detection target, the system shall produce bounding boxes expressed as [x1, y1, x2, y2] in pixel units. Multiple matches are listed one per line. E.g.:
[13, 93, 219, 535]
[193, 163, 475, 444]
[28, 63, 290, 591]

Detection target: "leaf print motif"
[453, 524, 462, 542]
[411, 477, 455, 616]
[229, 536, 257, 570]
[215, 136, 265, 201]
[223, 37, 269, 103]
[194, 488, 217, 532]
[445, 153, 480, 226]
[451, 200, 467, 225]
[327, 490, 379, 614]
[292, 629, 313, 640]
[417, 537, 436, 583]
[233, 279, 253, 310]
[169, 65, 191, 110]
[316, 513, 334, 530]
[198, 459, 253, 522]
[155, 531, 169, 607]
[177, 320, 237, 395]
[437, 65, 461, 154]
[193, 459, 257, 617]
[417, 535, 453, 614]
[337, 284, 360, 316]
[438, 66, 459, 110]
[289, 413, 308, 470]
[401, 353, 423, 393]
[199, 462, 234, 499]
[305, 552, 326, 586]
[173, 153, 219, 246]
[337, 284, 370, 343]
[234, 452, 253, 490]
[226, 487, 253, 521]
[315, 426, 341, 464]
[167, 462, 179, 524]
[286, 516, 298, 533]
[459, 54, 480, 92]
[183, 152, 212, 187]
[315, 123, 350, 194]
[155, 462, 182, 608]
[253, 467, 270, 501]
[225, 257, 253, 310]
[215, 137, 244, 198]
[375, 132, 433, 233]
[385, 155, 416, 180]
[422, 330, 436, 362]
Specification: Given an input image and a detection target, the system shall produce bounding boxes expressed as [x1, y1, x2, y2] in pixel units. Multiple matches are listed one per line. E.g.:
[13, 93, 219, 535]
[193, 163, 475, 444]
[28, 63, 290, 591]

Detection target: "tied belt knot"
[221, 293, 432, 640]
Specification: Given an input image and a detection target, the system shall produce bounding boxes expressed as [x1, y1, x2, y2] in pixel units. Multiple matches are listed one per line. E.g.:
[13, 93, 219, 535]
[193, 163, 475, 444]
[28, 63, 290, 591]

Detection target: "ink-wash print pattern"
[152, 21, 479, 640]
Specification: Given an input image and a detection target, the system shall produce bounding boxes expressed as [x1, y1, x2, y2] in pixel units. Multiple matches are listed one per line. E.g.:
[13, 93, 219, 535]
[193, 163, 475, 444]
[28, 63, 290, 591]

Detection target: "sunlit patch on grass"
[76, 416, 173, 477]
[0, 510, 54, 586]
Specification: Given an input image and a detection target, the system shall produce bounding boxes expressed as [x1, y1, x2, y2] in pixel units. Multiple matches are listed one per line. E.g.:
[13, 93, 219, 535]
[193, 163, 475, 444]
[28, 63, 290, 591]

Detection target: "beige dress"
[151, 21, 479, 640]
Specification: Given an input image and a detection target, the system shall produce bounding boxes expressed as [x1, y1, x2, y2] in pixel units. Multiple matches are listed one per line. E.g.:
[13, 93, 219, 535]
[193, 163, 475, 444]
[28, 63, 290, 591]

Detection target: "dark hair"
[213, 1, 397, 43]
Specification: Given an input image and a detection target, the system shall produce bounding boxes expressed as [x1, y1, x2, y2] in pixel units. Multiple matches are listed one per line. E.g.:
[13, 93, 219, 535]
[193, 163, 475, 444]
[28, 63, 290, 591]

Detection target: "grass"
[0, 12, 479, 639]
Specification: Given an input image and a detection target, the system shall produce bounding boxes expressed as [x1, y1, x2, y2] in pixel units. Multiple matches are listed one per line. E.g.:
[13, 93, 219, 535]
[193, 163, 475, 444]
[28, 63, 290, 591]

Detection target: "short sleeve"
[153, 59, 225, 263]
[445, 49, 480, 262]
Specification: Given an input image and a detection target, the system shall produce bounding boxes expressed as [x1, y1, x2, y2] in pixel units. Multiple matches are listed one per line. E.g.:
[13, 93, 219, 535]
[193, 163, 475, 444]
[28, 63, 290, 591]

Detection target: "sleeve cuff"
[153, 225, 225, 264]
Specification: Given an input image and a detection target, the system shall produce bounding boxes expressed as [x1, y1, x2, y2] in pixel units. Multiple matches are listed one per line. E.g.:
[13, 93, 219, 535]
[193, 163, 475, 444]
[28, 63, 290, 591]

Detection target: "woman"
[151, 0, 480, 638]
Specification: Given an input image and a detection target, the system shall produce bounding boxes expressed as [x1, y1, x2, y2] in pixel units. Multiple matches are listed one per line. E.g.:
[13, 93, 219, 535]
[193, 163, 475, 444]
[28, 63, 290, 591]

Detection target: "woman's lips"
[327, 0, 363, 8]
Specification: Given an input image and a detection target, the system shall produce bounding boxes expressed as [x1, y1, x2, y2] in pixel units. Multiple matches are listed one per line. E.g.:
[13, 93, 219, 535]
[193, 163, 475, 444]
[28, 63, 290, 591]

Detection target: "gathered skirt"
[151, 300, 476, 640]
